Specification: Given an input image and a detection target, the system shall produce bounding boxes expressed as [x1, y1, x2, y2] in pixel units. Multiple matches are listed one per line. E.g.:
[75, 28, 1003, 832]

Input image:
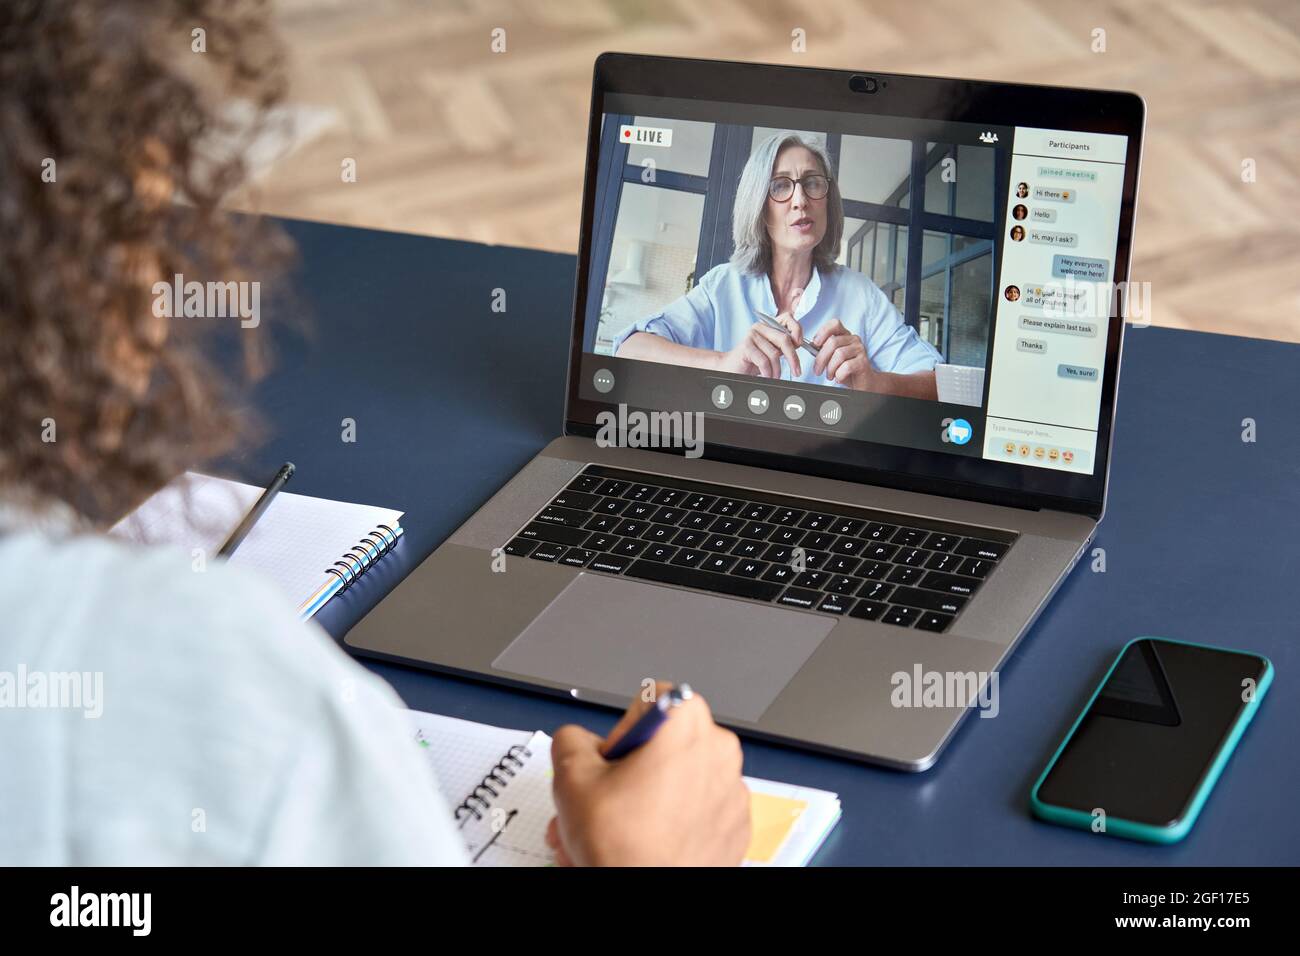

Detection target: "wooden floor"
[238, 0, 1300, 343]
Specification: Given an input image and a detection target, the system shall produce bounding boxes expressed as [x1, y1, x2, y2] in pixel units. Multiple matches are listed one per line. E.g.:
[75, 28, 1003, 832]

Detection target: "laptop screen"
[570, 80, 1137, 511]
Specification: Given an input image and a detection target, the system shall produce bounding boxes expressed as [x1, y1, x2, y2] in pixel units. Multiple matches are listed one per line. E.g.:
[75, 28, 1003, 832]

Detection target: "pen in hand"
[602, 683, 694, 760]
[217, 461, 295, 558]
[753, 309, 876, 377]
[754, 310, 820, 358]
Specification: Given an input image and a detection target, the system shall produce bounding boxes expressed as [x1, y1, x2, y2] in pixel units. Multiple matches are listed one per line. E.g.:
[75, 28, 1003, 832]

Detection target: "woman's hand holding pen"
[715, 287, 808, 379]
[715, 308, 805, 379]
[546, 682, 751, 866]
[714, 292, 878, 389]
[811, 317, 876, 391]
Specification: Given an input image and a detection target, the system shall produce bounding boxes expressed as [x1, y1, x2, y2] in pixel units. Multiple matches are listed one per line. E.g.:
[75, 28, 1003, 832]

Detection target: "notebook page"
[406, 709, 842, 867]
[744, 777, 842, 867]
[404, 711, 533, 814]
[110, 471, 403, 610]
[455, 731, 558, 867]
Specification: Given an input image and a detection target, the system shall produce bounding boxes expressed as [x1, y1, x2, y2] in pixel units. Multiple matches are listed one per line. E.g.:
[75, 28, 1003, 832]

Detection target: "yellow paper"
[745, 791, 807, 863]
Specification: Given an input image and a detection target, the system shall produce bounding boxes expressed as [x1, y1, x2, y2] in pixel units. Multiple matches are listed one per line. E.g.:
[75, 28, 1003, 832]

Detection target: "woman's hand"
[546, 683, 751, 866]
[811, 318, 876, 390]
[715, 309, 804, 379]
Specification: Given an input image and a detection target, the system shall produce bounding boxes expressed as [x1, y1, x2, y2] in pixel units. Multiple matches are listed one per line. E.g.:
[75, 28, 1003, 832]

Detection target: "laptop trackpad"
[491, 572, 835, 723]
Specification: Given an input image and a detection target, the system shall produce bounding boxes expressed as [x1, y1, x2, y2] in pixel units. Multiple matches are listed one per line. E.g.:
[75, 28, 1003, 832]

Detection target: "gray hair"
[730, 132, 844, 276]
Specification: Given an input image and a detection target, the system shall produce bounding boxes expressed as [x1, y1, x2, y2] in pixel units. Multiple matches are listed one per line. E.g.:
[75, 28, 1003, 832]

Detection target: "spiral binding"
[452, 743, 534, 823]
[322, 522, 402, 594]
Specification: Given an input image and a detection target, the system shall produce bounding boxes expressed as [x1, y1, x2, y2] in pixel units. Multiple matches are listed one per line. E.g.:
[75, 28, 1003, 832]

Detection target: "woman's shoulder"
[821, 263, 877, 298]
[696, 260, 744, 291]
[821, 265, 897, 316]
[0, 530, 439, 864]
[0, 530, 373, 714]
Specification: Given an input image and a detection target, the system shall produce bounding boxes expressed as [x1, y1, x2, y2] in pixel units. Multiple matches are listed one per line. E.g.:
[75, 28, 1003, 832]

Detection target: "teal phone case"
[1029, 636, 1273, 844]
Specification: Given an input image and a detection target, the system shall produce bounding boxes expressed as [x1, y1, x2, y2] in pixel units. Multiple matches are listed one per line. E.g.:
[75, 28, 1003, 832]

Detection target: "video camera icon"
[747, 389, 770, 415]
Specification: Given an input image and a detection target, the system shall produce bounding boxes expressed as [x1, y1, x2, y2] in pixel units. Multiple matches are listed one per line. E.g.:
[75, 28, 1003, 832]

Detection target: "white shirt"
[0, 513, 469, 865]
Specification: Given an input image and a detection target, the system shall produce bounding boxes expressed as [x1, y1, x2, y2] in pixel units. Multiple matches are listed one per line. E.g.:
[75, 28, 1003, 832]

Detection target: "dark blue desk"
[230, 216, 1297, 865]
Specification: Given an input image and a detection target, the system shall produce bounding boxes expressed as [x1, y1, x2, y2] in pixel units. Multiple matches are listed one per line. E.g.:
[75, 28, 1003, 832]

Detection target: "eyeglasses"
[768, 174, 830, 202]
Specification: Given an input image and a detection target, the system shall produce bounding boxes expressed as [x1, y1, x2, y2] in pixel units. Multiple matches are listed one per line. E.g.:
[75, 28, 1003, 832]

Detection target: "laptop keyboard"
[500, 465, 1015, 634]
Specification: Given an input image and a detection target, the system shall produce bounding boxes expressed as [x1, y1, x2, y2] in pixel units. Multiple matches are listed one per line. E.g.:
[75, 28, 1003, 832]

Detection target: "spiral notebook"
[110, 471, 403, 618]
[408, 710, 842, 867]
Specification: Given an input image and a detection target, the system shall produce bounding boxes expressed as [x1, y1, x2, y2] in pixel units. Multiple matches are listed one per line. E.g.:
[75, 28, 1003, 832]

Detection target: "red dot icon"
[623, 129, 631, 138]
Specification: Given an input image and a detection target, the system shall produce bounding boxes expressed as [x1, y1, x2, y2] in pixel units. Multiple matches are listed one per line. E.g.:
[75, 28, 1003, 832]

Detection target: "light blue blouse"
[613, 261, 941, 387]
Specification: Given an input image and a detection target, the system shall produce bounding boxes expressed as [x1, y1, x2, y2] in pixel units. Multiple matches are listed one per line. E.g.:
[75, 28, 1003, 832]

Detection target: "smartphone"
[1031, 637, 1272, 844]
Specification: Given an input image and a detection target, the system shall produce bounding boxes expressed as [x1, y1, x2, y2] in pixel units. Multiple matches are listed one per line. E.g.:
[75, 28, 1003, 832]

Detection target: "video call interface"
[579, 93, 1129, 476]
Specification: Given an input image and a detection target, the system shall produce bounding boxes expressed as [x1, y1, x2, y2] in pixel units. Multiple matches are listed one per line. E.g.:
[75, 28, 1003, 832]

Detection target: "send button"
[1057, 364, 1098, 381]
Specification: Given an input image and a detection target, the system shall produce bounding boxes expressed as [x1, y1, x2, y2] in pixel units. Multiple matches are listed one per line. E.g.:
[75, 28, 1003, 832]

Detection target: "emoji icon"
[1062, 450, 1074, 463]
[1004, 442, 1016, 454]
[1048, 448, 1059, 461]
[1019, 444, 1030, 457]
[1034, 446, 1045, 459]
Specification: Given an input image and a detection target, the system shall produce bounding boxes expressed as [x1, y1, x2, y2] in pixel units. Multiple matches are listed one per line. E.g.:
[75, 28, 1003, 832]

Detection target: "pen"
[754, 309, 878, 371]
[602, 683, 694, 760]
[753, 310, 820, 358]
[217, 461, 295, 558]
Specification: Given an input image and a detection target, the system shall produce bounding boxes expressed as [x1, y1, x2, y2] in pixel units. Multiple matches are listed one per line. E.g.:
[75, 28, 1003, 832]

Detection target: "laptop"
[345, 53, 1145, 769]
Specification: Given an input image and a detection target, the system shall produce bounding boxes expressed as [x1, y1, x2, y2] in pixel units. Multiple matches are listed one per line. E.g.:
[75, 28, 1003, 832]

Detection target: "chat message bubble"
[1057, 364, 1099, 381]
[1016, 337, 1047, 354]
[1032, 185, 1076, 203]
[1029, 229, 1078, 247]
[1037, 165, 1097, 183]
[1030, 207, 1057, 223]
[1018, 315, 1099, 337]
[1022, 279, 1115, 318]
[1052, 254, 1110, 282]
[1020, 283, 1090, 313]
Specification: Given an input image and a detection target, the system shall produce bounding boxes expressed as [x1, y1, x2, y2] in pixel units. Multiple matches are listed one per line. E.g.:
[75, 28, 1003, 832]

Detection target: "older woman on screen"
[615, 133, 939, 398]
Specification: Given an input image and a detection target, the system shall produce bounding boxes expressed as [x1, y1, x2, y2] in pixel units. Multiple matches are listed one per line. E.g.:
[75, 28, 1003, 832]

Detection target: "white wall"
[594, 182, 705, 353]
[838, 135, 911, 204]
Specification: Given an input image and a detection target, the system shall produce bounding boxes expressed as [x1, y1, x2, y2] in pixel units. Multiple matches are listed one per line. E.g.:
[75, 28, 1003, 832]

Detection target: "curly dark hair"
[0, 0, 291, 522]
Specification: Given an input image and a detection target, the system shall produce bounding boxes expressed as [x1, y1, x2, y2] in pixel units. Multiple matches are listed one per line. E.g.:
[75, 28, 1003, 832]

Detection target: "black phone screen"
[1037, 640, 1268, 828]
